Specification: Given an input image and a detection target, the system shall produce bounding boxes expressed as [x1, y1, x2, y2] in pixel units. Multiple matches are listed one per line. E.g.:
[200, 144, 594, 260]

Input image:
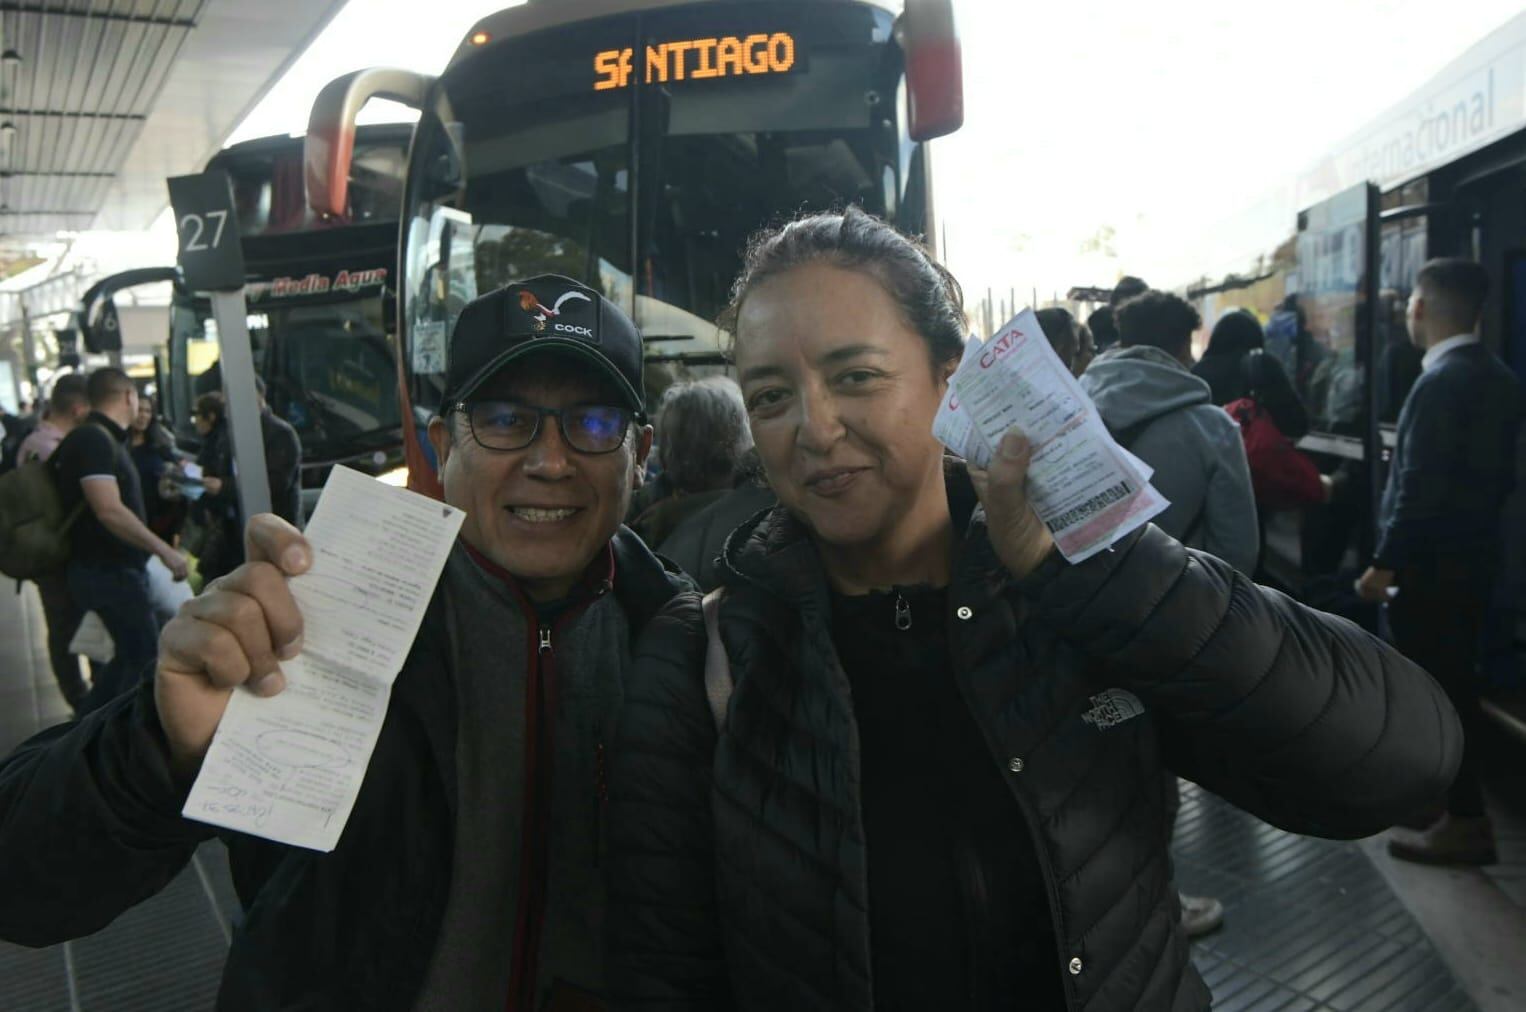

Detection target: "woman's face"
[132, 399, 153, 433]
[736, 262, 952, 549]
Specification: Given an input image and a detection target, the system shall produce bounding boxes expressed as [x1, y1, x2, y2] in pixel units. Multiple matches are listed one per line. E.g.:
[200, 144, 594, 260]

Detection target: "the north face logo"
[1081, 689, 1145, 730]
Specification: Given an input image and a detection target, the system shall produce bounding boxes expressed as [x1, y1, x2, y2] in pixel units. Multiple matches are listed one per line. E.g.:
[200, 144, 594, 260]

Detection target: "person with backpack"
[13, 374, 96, 711]
[1193, 309, 1308, 439]
[1195, 310, 1329, 516]
[48, 368, 188, 713]
[1080, 290, 1259, 575]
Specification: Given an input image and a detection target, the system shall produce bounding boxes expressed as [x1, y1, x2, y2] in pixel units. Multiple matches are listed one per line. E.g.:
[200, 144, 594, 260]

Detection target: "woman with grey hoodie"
[1079, 291, 1259, 575]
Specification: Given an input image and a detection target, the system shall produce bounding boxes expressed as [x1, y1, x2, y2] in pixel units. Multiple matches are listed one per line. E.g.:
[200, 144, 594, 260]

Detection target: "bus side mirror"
[900, 0, 963, 142]
[305, 68, 434, 221]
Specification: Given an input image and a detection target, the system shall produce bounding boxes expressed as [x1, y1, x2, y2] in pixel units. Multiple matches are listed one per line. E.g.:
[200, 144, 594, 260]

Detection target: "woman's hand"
[203, 476, 224, 496]
[969, 429, 1056, 580]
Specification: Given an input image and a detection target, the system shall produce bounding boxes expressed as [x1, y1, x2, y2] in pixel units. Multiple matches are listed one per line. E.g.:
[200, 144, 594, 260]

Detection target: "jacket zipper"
[594, 741, 608, 869]
[947, 602, 1078, 1012]
[508, 622, 554, 1012]
[509, 594, 609, 1012]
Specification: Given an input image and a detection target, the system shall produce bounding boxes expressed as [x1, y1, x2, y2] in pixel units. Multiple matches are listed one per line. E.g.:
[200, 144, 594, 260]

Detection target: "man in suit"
[1359, 258, 1521, 865]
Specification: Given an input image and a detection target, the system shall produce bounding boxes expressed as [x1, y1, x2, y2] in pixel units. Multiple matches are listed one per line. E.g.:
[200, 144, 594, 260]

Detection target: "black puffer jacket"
[608, 470, 1461, 1011]
[0, 529, 692, 1010]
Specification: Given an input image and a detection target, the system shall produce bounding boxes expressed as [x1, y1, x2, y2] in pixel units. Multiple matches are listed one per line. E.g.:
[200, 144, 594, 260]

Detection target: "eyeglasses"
[457, 400, 632, 454]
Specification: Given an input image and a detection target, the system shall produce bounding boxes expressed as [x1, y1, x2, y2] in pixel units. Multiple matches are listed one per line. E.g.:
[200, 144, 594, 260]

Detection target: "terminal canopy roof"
[0, 0, 349, 268]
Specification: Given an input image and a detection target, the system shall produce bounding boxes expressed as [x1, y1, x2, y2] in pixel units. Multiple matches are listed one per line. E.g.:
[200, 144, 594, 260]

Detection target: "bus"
[163, 125, 413, 498]
[1180, 12, 1526, 674]
[299, 0, 963, 495]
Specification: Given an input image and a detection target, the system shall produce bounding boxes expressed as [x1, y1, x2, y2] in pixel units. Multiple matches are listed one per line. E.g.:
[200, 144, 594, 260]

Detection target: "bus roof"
[212, 123, 415, 163]
[450, 0, 904, 69]
[1291, 8, 1526, 209]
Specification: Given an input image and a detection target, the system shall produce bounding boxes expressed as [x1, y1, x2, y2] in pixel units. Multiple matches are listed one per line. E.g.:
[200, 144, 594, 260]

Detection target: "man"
[255, 376, 303, 526]
[1110, 274, 1148, 308]
[17, 373, 95, 710]
[19, 374, 91, 465]
[1081, 289, 1255, 940]
[195, 377, 303, 548]
[48, 368, 189, 713]
[0, 277, 692, 1010]
[1081, 289, 1259, 575]
[1359, 258, 1521, 866]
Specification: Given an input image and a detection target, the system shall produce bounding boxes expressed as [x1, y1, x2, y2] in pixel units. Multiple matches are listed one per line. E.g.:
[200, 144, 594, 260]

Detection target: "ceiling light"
[2, 50, 20, 109]
[470, 31, 491, 46]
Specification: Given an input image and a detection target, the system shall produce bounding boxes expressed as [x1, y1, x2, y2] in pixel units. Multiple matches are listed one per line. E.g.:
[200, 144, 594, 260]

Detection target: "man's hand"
[1355, 566, 1396, 603]
[158, 546, 190, 582]
[968, 429, 1056, 580]
[155, 514, 311, 774]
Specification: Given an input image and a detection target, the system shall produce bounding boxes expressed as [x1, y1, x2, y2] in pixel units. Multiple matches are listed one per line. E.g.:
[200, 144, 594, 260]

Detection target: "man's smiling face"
[428, 354, 652, 601]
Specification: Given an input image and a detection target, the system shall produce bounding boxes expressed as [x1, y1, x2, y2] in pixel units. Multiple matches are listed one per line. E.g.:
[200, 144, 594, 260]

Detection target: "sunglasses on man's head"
[456, 400, 631, 454]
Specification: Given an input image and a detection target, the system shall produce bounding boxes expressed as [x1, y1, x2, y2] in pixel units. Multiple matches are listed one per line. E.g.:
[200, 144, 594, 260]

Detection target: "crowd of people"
[0, 206, 1515, 1012]
[0, 367, 303, 716]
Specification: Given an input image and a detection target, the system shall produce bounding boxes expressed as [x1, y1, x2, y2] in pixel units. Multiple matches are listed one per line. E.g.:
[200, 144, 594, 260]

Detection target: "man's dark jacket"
[203, 410, 304, 528]
[0, 528, 690, 1010]
[608, 469, 1462, 1011]
[1375, 341, 1520, 573]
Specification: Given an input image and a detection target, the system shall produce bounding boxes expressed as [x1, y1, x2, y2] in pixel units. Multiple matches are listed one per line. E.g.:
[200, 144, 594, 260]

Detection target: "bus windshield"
[251, 298, 401, 462]
[215, 130, 407, 237]
[400, 1, 917, 418]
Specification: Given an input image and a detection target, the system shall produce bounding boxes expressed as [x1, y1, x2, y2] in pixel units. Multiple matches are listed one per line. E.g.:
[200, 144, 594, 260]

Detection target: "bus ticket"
[946, 310, 1168, 563]
[183, 466, 464, 852]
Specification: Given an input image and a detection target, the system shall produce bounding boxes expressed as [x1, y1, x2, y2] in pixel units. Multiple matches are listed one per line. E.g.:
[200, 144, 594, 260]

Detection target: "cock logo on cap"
[519, 289, 593, 332]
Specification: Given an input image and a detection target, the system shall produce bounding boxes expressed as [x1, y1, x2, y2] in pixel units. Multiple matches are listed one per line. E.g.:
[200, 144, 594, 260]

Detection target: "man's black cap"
[445, 275, 646, 419]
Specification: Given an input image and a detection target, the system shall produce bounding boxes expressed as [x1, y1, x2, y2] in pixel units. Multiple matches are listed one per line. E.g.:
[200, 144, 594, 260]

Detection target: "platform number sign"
[167, 171, 246, 292]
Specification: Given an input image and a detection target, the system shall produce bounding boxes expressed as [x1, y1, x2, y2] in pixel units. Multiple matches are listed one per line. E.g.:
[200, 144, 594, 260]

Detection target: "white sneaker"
[1179, 892, 1224, 938]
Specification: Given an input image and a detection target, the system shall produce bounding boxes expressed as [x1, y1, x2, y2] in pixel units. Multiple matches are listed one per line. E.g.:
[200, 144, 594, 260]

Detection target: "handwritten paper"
[183, 466, 464, 851]
[939, 310, 1168, 563]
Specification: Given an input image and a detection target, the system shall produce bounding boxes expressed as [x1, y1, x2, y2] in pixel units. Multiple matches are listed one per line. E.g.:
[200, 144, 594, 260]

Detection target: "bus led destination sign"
[594, 32, 797, 90]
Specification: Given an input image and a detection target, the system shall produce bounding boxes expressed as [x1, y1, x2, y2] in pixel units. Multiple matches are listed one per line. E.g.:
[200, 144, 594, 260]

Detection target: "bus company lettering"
[553, 322, 594, 337]
[269, 268, 388, 299]
[334, 268, 387, 293]
[978, 328, 1026, 370]
[271, 274, 329, 298]
[594, 33, 796, 91]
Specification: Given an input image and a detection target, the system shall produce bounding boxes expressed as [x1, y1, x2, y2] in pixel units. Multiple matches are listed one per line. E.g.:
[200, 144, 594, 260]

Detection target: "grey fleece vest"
[415, 546, 630, 1009]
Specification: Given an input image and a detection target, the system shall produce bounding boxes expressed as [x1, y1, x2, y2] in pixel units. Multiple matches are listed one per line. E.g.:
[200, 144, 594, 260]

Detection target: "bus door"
[1278, 183, 1383, 604]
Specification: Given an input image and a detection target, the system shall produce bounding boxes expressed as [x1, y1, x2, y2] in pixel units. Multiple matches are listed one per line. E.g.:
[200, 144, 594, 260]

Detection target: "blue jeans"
[67, 561, 158, 714]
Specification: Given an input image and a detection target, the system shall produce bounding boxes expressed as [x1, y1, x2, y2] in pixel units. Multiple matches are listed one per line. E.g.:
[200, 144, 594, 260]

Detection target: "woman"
[630, 377, 753, 548]
[608, 208, 1459, 1011]
[129, 393, 184, 542]
[1192, 309, 1309, 440]
[1034, 306, 1095, 378]
[188, 391, 241, 583]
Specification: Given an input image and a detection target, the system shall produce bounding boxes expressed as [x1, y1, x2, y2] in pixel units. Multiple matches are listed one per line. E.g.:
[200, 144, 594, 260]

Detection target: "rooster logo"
[519, 289, 592, 331]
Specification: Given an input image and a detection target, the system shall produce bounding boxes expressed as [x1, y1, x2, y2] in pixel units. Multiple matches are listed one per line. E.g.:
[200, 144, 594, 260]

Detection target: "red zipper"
[494, 545, 615, 1012]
